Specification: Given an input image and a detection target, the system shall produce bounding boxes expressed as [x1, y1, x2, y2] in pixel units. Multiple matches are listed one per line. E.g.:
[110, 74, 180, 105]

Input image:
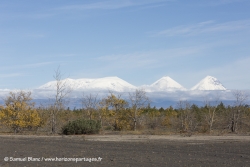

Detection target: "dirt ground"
[0, 134, 250, 167]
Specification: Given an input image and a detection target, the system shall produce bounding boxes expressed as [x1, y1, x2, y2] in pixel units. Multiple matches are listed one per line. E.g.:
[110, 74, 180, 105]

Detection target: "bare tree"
[50, 66, 71, 134]
[81, 93, 99, 120]
[4, 91, 33, 106]
[229, 90, 248, 133]
[178, 101, 191, 132]
[128, 89, 149, 131]
[177, 101, 199, 136]
[203, 96, 220, 133]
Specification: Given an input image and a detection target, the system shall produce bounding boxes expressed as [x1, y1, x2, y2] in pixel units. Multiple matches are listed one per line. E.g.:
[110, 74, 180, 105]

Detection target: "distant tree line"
[0, 89, 249, 135]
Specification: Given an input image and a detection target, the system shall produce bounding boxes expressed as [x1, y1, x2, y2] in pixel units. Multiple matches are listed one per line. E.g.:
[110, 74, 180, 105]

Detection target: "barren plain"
[0, 134, 250, 167]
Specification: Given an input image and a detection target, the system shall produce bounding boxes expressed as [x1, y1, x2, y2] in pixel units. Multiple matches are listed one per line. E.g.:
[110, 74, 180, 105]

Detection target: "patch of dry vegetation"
[0, 90, 250, 137]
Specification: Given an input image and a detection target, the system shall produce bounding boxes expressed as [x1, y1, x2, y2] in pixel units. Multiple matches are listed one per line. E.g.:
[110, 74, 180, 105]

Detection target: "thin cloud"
[34, 54, 78, 59]
[22, 62, 54, 68]
[56, 0, 170, 11]
[0, 12, 57, 21]
[188, 0, 248, 7]
[95, 46, 206, 70]
[153, 20, 250, 37]
[204, 0, 247, 6]
[0, 73, 24, 78]
[54, 54, 77, 57]
[0, 62, 54, 71]
[96, 52, 158, 69]
[0, 1, 170, 21]
[24, 33, 46, 38]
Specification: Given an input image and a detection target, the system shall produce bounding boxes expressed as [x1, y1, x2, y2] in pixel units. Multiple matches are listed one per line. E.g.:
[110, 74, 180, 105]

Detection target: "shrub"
[62, 119, 101, 135]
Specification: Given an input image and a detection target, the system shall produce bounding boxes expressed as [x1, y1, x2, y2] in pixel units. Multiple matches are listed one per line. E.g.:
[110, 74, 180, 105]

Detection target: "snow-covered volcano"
[39, 77, 137, 92]
[191, 76, 226, 90]
[141, 76, 186, 92]
[38, 75, 227, 93]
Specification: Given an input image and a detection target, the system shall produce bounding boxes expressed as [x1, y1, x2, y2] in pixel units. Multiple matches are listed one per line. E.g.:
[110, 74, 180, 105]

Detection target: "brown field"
[0, 134, 250, 167]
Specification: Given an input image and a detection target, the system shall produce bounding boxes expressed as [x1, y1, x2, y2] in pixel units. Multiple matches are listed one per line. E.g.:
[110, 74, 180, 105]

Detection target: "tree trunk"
[134, 120, 137, 131]
[51, 112, 56, 134]
[231, 118, 235, 132]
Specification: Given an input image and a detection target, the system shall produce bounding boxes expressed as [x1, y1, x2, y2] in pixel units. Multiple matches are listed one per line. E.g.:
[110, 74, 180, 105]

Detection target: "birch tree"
[128, 89, 149, 131]
[81, 93, 99, 120]
[50, 66, 71, 134]
[203, 96, 220, 133]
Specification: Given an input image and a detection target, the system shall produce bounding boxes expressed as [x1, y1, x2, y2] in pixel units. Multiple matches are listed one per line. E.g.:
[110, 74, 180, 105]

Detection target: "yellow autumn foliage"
[100, 94, 131, 130]
[161, 107, 178, 127]
[0, 91, 41, 133]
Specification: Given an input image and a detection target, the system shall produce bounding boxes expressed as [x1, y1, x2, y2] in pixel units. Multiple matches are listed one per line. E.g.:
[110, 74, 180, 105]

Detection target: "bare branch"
[81, 93, 99, 120]
[128, 89, 149, 131]
[50, 65, 71, 134]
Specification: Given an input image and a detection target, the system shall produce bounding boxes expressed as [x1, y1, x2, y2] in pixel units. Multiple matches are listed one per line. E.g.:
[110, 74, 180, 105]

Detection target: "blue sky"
[0, 0, 250, 89]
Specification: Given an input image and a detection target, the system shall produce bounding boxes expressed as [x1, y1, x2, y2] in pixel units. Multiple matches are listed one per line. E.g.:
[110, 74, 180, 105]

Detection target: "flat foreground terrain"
[0, 135, 250, 167]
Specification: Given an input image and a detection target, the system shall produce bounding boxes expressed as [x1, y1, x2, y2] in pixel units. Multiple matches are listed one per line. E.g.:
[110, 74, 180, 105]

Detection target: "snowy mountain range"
[38, 75, 226, 92]
[140, 76, 186, 92]
[191, 76, 226, 91]
[1, 76, 246, 108]
[39, 77, 136, 92]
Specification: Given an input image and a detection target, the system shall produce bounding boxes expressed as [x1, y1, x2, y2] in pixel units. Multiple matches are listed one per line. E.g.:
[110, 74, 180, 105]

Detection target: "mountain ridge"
[38, 75, 226, 92]
[39, 76, 137, 92]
